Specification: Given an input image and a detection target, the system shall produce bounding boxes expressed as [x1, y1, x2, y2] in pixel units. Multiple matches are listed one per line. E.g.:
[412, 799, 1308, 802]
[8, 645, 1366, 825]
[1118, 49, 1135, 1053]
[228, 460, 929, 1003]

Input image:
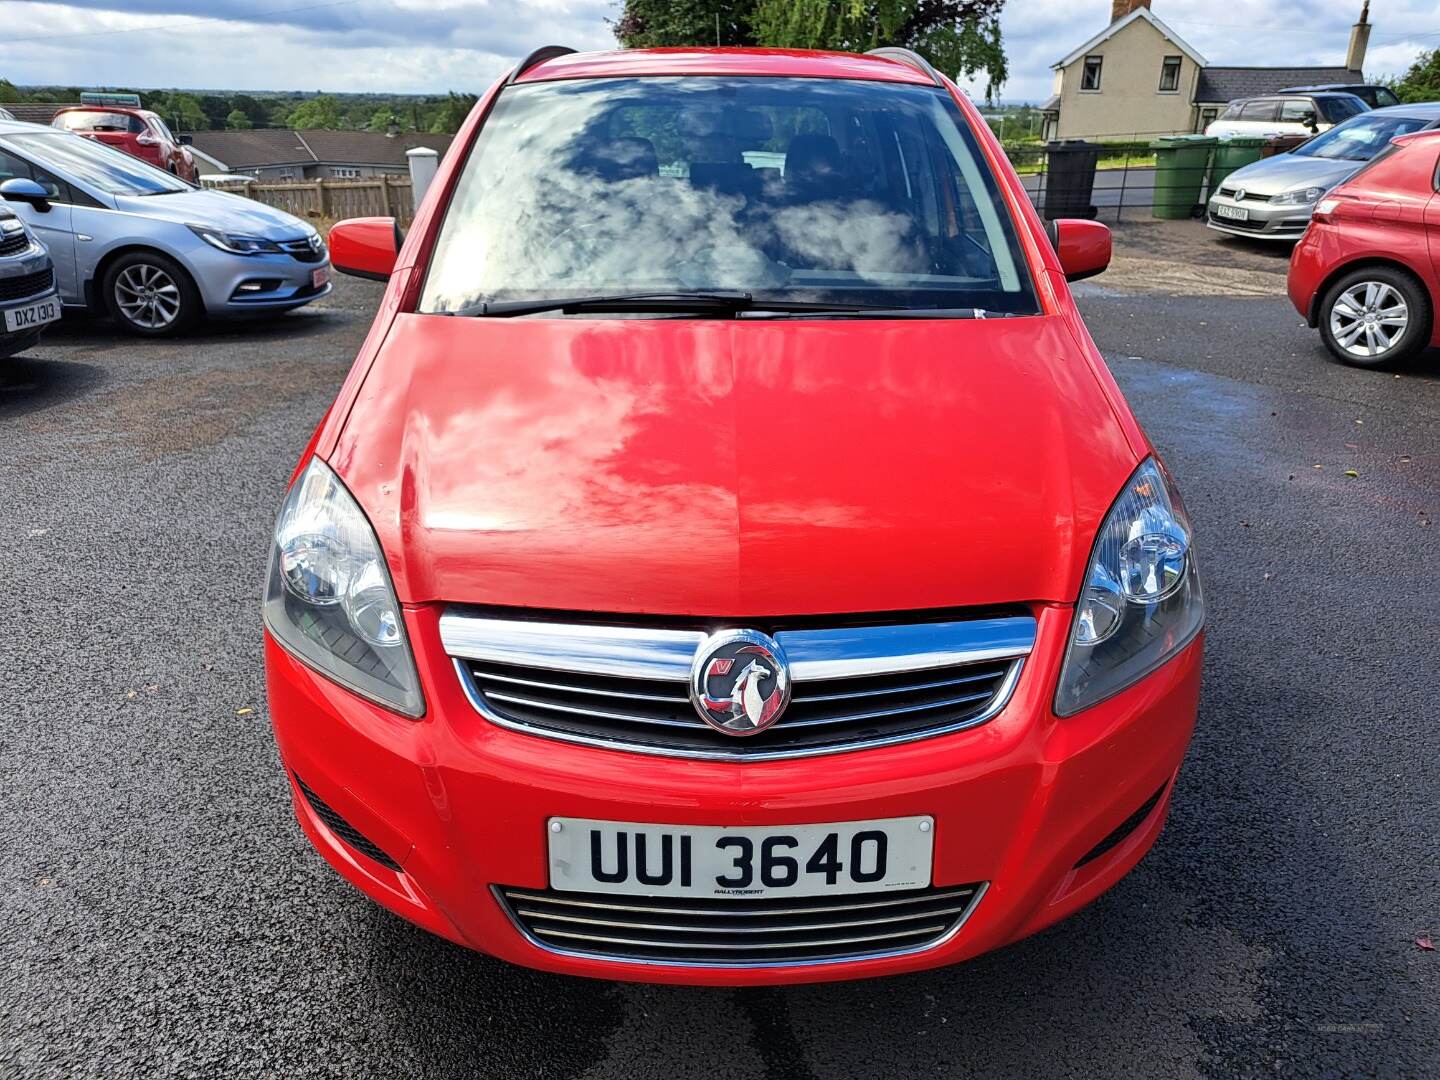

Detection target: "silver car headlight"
[188, 223, 284, 255]
[1271, 186, 1326, 207]
[263, 459, 424, 717]
[1055, 458, 1204, 716]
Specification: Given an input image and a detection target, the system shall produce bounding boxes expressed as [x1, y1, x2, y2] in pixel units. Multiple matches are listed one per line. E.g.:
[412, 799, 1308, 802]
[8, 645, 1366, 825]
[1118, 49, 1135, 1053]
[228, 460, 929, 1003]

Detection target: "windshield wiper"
[738, 306, 1004, 320]
[449, 291, 895, 318]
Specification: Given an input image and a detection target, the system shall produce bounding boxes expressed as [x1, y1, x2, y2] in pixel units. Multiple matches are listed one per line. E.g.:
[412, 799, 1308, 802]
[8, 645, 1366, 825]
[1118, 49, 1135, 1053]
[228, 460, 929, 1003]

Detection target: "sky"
[0, 0, 1433, 101]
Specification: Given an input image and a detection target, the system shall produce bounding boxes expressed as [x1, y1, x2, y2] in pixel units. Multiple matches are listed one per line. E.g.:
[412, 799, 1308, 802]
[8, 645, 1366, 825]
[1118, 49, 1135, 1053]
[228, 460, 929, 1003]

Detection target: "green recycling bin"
[1149, 134, 1217, 219]
[1210, 135, 1268, 191]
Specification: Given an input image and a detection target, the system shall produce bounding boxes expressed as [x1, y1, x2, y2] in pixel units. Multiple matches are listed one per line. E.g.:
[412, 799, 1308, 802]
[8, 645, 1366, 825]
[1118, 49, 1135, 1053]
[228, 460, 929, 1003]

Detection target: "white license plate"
[548, 816, 935, 899]
[311, 266, 330, 289]
[3, 295, 60, 334]
[1213, 203, 1249, 221]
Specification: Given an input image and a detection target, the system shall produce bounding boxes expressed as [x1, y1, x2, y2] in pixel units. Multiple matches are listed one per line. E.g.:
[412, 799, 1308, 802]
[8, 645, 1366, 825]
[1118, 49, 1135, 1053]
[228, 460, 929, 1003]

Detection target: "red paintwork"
[328, 217, 398, 281]
[1289, 130, 1440, 346]
[50, 106, 198, 182]
[1054, 219, 1112, 282]
[267, 47, 1198, 985]
[516, 46, 935, 86]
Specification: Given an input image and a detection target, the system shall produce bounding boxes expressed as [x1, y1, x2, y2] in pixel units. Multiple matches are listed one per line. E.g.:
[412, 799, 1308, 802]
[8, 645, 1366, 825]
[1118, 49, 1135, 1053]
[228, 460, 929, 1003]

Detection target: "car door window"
[1240, 100, 1278, 122]
[0, 147, 76, 203]
[1278, 99, 1316, 125]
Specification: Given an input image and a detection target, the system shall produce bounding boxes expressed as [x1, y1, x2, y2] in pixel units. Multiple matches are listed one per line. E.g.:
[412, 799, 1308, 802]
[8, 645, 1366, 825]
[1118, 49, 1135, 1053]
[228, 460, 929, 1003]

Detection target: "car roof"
[51, 104, 152, 117]
[1280, 83, 1380, 92]
[0, 117, 69, 136]
[1356, 101, 1440, 119]
[514, 47, 937, 86]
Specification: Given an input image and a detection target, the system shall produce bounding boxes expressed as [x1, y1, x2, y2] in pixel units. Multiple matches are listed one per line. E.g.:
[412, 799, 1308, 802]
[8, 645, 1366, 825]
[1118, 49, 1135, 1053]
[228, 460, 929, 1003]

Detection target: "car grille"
[0, 231, 29, 258]
[279, 237, 325, 263]
[442, 612, 1033, 760]
[1217, 186, 1270, 203]
[496, 883, 985, 966]
[0, 267, 53, 302]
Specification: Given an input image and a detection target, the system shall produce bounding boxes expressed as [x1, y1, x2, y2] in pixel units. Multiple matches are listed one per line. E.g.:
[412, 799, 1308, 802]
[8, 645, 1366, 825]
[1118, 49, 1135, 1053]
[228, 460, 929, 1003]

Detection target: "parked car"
[1279, 83, 1402, 109]
[0, 107, 13, 122]
[51, 100, 199, 183]
[0, 118, 330, 336]
[1289, 129, 1440, 367]
[264, 44, 1205, 986]
[0, 205, 60, 358]
[1205, 92, 1368, 139]
[1207, 103, 1440, 240]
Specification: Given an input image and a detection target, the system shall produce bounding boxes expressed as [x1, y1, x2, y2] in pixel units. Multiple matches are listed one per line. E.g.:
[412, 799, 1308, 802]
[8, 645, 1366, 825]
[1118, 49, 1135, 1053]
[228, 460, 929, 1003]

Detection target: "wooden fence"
[209, 176, 416, 223]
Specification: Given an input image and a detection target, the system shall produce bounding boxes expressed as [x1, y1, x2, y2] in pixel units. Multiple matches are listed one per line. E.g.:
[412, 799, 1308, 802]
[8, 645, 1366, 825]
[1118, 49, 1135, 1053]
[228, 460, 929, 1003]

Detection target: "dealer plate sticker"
[547, 816, 935, 899]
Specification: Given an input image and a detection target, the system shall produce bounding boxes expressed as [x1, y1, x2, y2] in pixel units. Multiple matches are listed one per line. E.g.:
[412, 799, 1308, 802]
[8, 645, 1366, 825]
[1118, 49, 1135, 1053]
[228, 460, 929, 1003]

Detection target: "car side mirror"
[0, 177, 52, 213]
[1303, 111, 1319, 132]
[329, 216, 401, 281]
[178, 133, 193, 146]
[1050, 219, 1111, 282]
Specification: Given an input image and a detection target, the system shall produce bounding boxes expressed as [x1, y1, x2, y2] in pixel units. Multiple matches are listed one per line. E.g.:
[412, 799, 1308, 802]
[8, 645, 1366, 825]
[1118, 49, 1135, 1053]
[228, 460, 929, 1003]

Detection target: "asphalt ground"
[1, 225, 1436, 1079]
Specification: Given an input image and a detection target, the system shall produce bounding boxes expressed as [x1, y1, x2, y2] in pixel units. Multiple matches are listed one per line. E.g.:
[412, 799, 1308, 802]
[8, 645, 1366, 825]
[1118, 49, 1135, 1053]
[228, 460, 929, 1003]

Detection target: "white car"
[1205, 93, 1368, 140]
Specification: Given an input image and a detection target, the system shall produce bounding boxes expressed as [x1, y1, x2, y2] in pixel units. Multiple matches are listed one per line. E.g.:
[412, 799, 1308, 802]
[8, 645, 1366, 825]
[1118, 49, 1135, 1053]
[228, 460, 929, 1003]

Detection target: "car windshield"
[1295, 113, 1432, 161]
[1317, 96, 1367, 124]
[421, 77, 1037, 316]
[1, 131, 189, 195]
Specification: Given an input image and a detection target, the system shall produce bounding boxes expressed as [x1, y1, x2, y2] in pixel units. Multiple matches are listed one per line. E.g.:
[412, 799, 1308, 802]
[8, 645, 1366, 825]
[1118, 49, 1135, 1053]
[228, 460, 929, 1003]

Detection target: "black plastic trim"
[508, 45, 577, 84]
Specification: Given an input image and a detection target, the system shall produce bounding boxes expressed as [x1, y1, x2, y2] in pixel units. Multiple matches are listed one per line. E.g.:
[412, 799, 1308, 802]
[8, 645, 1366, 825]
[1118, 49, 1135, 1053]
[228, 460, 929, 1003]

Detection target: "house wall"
[1056, 16, 1200, 138]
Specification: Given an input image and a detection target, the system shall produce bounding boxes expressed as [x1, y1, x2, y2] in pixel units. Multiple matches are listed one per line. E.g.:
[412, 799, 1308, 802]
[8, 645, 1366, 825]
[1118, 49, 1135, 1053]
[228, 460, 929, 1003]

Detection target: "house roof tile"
[186, 128, 453, 169]
[1194, 66, 1363, 104]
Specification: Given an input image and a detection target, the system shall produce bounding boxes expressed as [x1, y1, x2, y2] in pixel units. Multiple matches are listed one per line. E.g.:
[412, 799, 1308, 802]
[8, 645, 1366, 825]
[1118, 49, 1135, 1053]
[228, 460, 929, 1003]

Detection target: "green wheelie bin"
[1150, 134, 1217, 219]
[1210, 135, 1268, 191]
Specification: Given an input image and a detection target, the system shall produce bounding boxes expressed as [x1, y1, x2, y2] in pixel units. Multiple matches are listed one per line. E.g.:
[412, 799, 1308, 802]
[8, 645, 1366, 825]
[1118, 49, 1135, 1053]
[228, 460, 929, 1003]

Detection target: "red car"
[1289, 129, 1440, 367]
[51, 98, 198, 183]
[265, 46, 1204, 985]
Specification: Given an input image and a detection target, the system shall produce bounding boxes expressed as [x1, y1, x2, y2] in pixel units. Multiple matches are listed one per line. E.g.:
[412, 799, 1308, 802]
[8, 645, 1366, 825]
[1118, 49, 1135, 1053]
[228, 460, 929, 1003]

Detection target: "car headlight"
[188, 223, 283, 255]
[1270, 186, 1326, 207]
[263, 458, 424, 717]
[1055, 458, 1204, 716]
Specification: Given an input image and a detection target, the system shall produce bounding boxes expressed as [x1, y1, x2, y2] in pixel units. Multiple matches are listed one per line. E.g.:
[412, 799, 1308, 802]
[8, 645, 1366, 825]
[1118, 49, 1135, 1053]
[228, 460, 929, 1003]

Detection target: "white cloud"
[0, 0, 1430, 100]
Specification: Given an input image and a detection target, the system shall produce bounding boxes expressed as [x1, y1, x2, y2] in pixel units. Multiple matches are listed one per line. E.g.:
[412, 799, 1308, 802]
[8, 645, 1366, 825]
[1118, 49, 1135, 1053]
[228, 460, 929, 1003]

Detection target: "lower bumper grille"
[0, 266, 53, 302]
[496, 883, 985, 967]
[293, 773, 401, 872]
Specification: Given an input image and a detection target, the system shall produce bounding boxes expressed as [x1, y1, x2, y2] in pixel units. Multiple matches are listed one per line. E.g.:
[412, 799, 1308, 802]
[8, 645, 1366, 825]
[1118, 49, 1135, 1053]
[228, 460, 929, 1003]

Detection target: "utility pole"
[715, 12, 721, 45]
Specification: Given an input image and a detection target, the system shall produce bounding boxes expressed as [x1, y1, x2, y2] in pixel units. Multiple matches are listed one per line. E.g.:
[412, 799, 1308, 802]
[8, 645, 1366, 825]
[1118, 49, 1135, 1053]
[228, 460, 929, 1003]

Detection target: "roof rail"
[508, 45, 577, 84]
[866, 47, 943, 87]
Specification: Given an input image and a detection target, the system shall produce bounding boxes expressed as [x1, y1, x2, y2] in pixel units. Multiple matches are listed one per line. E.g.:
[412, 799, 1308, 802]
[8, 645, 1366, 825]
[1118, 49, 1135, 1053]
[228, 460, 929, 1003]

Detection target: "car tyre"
[1318, 266, 1431, 369]
[102, 251, 201, 337]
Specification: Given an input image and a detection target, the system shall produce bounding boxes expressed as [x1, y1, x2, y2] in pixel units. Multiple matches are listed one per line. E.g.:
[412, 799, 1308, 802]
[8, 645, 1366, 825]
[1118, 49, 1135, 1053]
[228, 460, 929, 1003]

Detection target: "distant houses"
[184, 129, 452, 180]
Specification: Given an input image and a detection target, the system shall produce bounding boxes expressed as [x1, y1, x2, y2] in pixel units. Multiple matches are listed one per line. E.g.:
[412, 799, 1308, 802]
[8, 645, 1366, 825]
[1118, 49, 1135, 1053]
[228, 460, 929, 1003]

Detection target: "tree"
[368, 106, 400, 132]
[752, 0, 1007, 100]
[231, 94, 268, 127]
[165, 92, 209, 133]
[286, 94, 343, 130]
[225, 109, 252, 130]
[1389, 48, 1440, 104]
[613, 0, 758, 47]
[198, 94, 232, 129]
[427, 92, 477, 134]
[0, 79, 23, 104]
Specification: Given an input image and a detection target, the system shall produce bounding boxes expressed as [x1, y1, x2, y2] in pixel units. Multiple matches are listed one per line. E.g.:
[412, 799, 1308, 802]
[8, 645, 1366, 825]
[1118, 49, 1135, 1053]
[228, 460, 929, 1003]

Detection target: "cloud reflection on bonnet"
[420, 76, 1035, 316]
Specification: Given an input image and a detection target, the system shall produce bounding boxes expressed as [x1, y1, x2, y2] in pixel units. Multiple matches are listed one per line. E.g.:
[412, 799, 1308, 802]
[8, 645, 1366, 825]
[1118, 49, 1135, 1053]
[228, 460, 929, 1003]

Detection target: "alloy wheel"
[1329, 281, 1409, 360]
[114, 263, 182, 330]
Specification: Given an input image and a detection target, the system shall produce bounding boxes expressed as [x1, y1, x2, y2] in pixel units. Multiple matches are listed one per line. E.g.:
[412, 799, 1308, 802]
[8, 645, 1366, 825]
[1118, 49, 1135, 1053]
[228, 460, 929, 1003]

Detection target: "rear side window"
[1239, 100, 1278, 121]
[421, 77, 1038, 317]
[1374, 88, 1401, 108]
[53, 111, 143, 134]
[1220, 102, 1243, 120]
[1279, 99, 1317, 123]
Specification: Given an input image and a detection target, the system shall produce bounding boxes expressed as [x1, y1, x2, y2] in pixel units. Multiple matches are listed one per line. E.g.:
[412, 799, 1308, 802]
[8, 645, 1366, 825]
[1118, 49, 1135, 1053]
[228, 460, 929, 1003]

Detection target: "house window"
[1159, 56, 1181, 93]
[275, 167, 295, 180]
[1081, 56, 1103, 92]
[332, 167, 361, 179]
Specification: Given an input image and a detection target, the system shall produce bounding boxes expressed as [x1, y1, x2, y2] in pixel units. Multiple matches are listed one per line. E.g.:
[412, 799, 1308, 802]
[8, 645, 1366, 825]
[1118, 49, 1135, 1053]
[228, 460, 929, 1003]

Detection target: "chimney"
[1110, 0, 1152, 23]
[1346, 0, 1371, 74]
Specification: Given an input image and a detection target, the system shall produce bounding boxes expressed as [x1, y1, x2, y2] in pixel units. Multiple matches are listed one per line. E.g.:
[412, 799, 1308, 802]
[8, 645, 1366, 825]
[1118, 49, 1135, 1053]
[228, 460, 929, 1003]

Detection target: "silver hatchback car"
[0, 118, 330, 336]
[0, 206, 61, 358]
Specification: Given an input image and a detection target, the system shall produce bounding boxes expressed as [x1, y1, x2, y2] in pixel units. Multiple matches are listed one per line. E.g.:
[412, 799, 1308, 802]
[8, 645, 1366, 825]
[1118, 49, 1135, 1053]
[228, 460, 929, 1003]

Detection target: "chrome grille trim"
[444, 612, 1033, 760]
[495, 882, 988, 968]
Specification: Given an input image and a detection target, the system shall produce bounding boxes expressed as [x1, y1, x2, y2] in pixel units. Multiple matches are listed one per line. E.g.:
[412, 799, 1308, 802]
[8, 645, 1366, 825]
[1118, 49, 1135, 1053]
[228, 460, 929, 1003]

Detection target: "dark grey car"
[0, 205, 60, 358]
[1206, 103, 1440, 240]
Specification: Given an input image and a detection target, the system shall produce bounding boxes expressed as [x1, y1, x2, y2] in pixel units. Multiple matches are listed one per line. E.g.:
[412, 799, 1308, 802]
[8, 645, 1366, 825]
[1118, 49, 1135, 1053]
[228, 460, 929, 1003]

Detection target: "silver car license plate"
[1213, 203, 1249, 221]
[3, 295, 60, 334]
[548, 816, 935, 899]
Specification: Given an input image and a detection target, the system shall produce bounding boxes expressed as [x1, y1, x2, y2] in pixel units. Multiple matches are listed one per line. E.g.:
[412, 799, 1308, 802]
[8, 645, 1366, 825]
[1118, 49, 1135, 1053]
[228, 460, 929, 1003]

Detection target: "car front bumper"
[186, 243, 332, 315]
[265, 603, 1203, 986]
[1206, 194, 1314, 240]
